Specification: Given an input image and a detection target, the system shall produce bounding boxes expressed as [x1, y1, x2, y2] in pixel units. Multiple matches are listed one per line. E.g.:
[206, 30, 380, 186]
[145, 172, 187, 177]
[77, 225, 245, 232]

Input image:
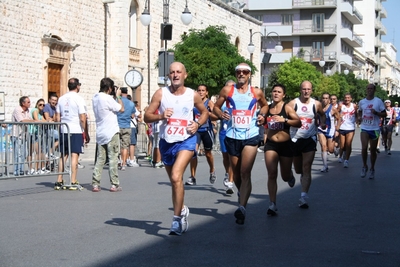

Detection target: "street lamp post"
[247, 29, 282, 63]
[247, 29, 282, 87]
[337, 61, 349, 75]
[299, 48, 326, 68]
[140, 0, 192, 87]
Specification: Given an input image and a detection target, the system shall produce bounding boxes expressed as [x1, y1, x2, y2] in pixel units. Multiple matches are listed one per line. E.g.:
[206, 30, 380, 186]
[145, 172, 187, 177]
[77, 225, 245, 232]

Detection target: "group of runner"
[144, 61, 395, 235]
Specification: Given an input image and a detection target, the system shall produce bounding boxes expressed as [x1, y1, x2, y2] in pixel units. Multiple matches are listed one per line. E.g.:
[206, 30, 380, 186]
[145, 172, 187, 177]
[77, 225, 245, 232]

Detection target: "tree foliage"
[276, 57, 323, 99]
[173, 26, 256, 96]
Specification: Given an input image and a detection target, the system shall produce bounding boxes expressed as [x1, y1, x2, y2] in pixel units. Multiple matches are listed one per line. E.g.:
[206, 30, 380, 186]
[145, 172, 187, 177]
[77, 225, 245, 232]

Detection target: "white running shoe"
[338, 157, 343, 163]
[320, 166, 329, 173]
[223, 173, 229, 187]
[180, 205, 189, 233]
[360, 166, 368, 178]
[267, 202, 278, 216]
[209, 172, 217, 184]
[127, 160, 139, 167]
[225, 181, 234, 195]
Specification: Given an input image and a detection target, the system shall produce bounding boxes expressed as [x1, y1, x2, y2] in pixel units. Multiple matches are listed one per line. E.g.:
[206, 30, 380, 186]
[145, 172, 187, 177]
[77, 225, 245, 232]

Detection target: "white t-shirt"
[358, 97, 385, 131]
[56, 91, 87, 134]
[130, 109, 141, 128]
[92, 92, 122, 145]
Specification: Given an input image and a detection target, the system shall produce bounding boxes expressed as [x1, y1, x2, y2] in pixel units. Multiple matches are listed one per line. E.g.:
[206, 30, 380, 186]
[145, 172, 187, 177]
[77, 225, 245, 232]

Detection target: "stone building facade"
[0, 0, 261, 121]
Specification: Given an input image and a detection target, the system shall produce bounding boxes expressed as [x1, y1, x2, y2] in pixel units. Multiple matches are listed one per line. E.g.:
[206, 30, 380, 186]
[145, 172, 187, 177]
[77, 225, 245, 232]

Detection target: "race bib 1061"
[232, 110, 251, 129]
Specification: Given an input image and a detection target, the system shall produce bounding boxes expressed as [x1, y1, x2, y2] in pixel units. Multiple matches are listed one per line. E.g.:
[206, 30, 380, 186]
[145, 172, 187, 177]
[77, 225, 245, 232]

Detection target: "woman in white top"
[337, 93, 357, 168]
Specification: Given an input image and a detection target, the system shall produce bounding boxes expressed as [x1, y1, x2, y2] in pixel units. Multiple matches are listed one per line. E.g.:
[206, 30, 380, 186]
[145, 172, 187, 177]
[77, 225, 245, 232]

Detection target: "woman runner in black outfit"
[264, 84, 301, 216]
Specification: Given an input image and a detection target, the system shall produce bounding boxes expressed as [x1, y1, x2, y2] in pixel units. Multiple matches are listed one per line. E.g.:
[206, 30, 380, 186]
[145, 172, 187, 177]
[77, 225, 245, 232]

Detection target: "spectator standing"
[117, 87, 136, 171]
[127, 98, 141, 167]
[29, 98, 49, 175]
[54, 78, 89, 190]
[43, 93, 59, 159]
[91, 78, 124, 192]
[11, 96, 35, 176]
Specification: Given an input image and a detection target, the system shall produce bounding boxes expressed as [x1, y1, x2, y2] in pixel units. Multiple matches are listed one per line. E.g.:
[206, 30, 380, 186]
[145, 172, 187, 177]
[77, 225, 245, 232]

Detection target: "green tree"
[173, 26, 256, 96]
[276, 57, 323, 99]
[315, 75, 340, 98]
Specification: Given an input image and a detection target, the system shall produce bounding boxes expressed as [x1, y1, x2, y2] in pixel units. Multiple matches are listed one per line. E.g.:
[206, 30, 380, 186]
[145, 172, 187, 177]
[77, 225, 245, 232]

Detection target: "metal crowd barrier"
[0, 122, 72, 186]
[136, 122, 149, 157]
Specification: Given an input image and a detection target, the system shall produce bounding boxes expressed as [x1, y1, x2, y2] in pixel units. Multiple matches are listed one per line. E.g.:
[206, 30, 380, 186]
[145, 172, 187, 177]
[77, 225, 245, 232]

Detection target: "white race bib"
[232, 110, 251, 129]
[164, 118, 188, 139]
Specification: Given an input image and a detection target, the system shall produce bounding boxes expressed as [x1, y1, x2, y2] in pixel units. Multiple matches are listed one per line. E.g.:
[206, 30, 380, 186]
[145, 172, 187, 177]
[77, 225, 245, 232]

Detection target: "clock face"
[124, 70, 143, 88]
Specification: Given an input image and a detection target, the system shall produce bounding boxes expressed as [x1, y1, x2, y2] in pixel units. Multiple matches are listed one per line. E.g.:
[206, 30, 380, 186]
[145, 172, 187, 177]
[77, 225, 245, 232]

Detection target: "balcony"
[129, 46, 142, 66]
[375, 1, 382, 11]
[375, 20, 382, 30]
[380, 23, 387, 35]
[374, 38, 382, 47]
[341, 1, 363, 24]
[265, 52, 293, 64]
[292, 0, 337, 9]
[292, 24, 337, 35]
[381, 6, 387, 18]
[341, 28, 362, 47]
[298, 50, 337, 63]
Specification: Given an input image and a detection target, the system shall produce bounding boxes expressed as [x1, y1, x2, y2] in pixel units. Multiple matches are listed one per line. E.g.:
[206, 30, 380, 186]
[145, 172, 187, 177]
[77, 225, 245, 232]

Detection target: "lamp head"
[247, 43, 255, 54]
[344, 69, 349, 75]
[274, 42, 283, 53]
[319, 60, 325, 67]
[181, 8, 192, 25]
[140, 8, 152, 26]
[326, 69, 332, 76]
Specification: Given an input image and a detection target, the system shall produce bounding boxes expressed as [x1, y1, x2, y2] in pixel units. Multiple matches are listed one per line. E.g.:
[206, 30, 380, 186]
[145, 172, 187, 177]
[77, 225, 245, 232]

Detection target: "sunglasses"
[236, 69, 250, 75]
[38, 103, 45, 106]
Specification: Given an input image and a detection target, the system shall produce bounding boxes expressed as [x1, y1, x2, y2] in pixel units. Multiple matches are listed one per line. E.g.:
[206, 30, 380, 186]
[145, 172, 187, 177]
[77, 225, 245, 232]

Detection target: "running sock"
[342, 151, 347, 160]
[301, 192, 308, 198]
[396, 126, 399, 133]
[322, 151, 328, 167]
[173, 215, 181, 221]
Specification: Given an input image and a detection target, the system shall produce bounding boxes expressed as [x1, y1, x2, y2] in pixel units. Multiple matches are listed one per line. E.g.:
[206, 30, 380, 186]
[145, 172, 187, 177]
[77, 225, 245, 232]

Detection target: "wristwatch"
[285, 118, 288, 123]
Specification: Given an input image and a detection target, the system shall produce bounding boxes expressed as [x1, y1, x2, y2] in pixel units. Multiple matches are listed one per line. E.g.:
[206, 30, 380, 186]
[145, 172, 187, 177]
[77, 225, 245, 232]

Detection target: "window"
[129, 1, 138, 47]
[312, 13, 325, 32]
[281, 14, 293, 25]
[312, 41, 325, 59]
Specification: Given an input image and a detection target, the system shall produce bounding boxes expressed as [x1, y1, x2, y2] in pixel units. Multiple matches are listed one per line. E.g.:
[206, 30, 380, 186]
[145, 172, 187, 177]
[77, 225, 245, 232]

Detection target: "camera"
[110, 86, 118, 96]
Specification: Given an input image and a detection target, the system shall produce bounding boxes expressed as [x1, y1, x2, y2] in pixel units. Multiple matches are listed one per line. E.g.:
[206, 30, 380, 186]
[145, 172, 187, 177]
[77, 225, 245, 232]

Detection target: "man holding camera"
[91, 78, 124, 192]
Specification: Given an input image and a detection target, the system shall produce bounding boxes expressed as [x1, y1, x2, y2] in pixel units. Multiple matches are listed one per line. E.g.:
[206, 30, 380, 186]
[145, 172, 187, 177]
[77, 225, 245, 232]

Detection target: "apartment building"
[380, 42, 400, 95]
[242, 0, 364, 85]
[354, 0, 387, 87]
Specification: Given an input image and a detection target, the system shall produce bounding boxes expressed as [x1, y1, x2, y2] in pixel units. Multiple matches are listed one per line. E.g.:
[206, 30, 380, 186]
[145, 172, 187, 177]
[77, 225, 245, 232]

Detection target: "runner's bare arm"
[144, 89, 164, 123]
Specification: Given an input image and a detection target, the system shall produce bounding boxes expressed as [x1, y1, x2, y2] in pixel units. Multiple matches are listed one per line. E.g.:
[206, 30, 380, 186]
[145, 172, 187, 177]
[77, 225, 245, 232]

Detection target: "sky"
[381, 1, 400, 62]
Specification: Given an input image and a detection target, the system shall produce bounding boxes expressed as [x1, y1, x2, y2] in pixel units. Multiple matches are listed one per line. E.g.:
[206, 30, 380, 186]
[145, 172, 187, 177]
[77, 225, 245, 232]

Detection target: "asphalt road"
[0, 128, 399, 267]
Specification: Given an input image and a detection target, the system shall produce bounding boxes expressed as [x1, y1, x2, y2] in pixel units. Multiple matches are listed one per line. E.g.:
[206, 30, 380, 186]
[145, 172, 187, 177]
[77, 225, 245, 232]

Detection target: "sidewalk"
[0, 128, 399, 267]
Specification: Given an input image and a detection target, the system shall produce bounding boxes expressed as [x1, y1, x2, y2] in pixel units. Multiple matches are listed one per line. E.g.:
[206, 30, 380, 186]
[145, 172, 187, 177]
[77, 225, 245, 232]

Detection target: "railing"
[293, 24, 337, 34]
[129, 47, 142, 65]
[353, 6, 363, 22]
[0, 122, 71, 184]
[354, 35, 363, 46]
[293, 0, 337, 8]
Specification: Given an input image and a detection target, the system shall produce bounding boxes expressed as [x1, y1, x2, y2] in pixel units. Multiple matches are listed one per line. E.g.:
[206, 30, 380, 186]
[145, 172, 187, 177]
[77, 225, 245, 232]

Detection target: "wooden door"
[48, 63, 62, 97]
